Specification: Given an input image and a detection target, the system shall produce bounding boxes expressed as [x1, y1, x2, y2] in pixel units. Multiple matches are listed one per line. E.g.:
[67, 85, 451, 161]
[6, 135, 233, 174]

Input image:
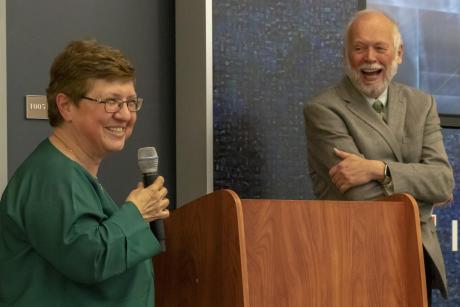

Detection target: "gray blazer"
[304, 77, 454, 297]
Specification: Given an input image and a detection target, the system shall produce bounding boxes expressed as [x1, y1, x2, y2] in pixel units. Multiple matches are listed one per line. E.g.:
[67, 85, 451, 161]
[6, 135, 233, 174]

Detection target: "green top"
[0, 139, 160, 307]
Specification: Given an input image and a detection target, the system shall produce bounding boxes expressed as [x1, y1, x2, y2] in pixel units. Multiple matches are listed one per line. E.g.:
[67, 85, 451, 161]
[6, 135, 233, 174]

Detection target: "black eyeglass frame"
[81, 96, 143, 113]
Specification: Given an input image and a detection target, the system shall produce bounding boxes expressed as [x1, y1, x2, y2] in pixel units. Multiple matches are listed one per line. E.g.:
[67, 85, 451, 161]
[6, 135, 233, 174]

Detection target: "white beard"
[344, 57, 399, 98]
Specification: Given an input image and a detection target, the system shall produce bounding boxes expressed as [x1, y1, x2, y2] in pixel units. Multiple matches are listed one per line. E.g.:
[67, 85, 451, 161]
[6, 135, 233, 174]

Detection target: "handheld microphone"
[137, 147, 166, 252]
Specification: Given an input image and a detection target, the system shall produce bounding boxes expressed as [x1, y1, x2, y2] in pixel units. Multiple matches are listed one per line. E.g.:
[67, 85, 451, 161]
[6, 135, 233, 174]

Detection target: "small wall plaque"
[26, 95, 48, 120]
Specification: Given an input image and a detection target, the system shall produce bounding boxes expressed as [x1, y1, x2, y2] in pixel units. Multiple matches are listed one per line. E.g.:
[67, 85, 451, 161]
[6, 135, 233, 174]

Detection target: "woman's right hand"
[126, 176, 170, 223]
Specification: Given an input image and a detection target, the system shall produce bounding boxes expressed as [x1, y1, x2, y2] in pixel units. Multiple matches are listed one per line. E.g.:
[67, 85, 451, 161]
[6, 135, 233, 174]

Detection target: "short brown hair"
[46, 40, 135, 127]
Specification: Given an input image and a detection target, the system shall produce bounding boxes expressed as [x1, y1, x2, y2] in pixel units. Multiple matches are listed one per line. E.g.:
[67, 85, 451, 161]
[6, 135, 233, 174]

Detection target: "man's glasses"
[81, 96, 143, 113]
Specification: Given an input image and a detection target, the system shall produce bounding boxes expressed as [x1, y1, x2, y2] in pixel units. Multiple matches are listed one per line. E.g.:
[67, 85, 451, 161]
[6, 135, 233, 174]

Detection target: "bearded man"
[303, 9, 454, 305]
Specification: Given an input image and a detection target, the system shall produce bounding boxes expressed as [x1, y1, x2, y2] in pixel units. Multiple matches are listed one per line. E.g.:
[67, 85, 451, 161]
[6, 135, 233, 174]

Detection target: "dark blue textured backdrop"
[213, 1, 459, 305]
[213, 0, 357, 199]
[435, 129, 460, 306]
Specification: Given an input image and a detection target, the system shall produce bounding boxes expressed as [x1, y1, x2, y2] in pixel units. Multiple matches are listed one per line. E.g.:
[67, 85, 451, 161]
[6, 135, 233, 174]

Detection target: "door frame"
[0, 0, 7, 191]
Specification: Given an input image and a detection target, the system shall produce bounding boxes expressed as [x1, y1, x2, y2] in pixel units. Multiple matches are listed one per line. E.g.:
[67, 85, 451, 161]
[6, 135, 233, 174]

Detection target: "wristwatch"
[380, 162, 392, 185]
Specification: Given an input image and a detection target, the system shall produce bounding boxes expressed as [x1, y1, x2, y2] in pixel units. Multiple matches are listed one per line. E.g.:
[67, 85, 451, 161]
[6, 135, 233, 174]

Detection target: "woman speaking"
[0, 40, 169, 306]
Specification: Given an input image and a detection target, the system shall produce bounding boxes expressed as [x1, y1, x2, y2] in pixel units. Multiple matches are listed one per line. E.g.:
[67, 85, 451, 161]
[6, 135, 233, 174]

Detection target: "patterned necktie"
[372, 100, 384, 114]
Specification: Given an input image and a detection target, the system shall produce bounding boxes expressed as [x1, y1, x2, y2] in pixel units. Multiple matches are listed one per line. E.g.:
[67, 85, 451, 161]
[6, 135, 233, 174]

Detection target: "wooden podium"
[153, 190, 427, 307]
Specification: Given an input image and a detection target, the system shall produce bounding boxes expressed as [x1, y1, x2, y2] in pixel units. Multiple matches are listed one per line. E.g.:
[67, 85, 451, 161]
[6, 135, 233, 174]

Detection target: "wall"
[213, 0, 359, 199]
[438, 130, 460, 305]
[6, 0, 175, 205]
[0, 0, 6, 192]
[175, 0, 213, 207]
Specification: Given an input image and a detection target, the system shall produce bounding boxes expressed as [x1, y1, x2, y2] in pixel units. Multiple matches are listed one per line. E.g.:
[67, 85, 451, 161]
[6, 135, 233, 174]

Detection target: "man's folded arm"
[304, 103, 386, 201]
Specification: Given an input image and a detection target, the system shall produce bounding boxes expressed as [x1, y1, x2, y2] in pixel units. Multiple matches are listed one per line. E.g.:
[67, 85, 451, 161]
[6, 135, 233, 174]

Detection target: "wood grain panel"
[154, 191, 426, 307]
[154, 189, 249, 307]
[242, 194, 426, 307]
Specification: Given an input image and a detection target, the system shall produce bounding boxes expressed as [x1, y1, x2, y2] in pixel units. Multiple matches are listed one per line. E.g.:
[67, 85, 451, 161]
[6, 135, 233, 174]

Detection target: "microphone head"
[138, 147, 158, 174]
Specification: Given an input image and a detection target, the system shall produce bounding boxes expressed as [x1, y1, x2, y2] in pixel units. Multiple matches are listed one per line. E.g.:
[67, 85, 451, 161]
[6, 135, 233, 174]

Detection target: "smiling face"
[67, 79, 138, 160]
[344, 12, 403, 98]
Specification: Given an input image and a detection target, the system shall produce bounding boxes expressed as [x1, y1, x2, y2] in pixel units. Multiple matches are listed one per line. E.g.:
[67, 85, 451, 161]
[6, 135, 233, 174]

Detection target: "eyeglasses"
[81, 96, 143, 113]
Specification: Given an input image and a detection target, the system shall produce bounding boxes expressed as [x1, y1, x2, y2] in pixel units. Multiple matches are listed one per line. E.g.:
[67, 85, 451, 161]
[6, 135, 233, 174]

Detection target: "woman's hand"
[126, 176, 170, 222]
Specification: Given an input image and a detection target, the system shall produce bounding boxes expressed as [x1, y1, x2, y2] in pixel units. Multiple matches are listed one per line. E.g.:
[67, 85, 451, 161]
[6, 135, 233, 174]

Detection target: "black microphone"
[137, 147, 166, 252]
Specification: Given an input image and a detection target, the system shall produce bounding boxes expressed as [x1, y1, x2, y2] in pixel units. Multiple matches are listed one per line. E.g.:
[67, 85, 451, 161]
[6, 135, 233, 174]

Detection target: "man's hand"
[329, 148, 385, 193]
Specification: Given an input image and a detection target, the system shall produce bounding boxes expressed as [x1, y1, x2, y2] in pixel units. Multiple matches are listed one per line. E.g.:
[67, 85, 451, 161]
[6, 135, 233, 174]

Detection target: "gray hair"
[343, 9, 403, 53]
